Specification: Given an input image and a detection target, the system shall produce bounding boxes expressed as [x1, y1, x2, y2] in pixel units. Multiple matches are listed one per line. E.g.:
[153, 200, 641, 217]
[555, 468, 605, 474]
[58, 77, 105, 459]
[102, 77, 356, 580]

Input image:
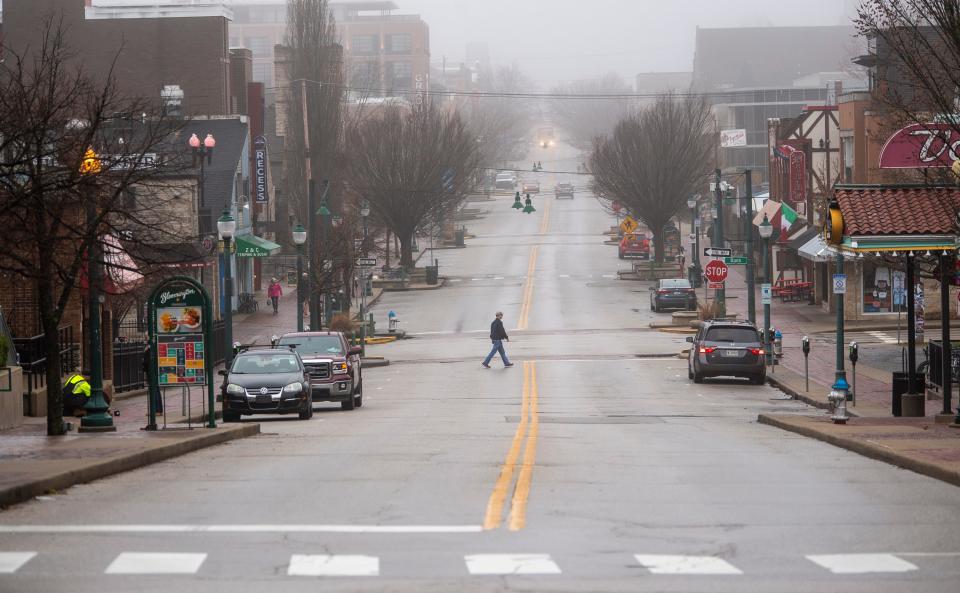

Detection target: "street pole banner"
[833, 274, 847, 294]
[761, 283, 772, 305]
[254, 136, 268, 204]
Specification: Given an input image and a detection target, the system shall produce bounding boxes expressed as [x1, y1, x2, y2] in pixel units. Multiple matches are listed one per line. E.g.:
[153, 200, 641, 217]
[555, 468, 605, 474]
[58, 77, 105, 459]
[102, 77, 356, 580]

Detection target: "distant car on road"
[554, 182, 574, 199]
[220, 347, 312, 422]
[687, 319, 766, 385]
[618, 233, 650, 259]
[277, 332, 363, 410]
[522, 181, 540, 194]
[649, 278, 697, 312]
[495, 172, 517, 190]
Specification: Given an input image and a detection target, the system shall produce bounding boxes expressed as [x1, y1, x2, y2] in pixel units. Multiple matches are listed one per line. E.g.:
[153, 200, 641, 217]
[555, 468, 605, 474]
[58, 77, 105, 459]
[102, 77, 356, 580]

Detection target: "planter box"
[0, 366, 24, 430]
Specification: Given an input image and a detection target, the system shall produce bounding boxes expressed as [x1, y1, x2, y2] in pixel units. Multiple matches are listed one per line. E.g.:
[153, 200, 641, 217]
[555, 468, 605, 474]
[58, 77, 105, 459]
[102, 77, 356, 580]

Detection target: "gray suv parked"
[687, 320, 766, 384]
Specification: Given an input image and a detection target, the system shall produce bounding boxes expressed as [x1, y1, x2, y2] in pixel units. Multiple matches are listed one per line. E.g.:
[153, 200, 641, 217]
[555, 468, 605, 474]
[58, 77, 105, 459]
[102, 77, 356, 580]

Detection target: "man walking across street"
[482, 311, 514, 368]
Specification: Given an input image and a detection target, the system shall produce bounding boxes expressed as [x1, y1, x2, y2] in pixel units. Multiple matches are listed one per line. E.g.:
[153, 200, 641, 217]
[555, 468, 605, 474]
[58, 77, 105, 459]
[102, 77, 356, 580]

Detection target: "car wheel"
[693, 371, 704, 384]
[618, 252, 625, 260]
[341, 392, 356, 411]
[687, 362, 694, 380]
[751, 374, 766, 385]
[354, 378, 363, 408]
[298, 400, 313, 420]
[222, 409, 241, 423]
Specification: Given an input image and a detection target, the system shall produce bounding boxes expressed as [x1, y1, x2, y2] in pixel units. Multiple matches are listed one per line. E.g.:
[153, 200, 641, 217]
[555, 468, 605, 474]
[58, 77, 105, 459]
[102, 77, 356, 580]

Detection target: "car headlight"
[226, 384, 245, 395]
[332, 362, 348, 373]
[283, 382, 303, 394]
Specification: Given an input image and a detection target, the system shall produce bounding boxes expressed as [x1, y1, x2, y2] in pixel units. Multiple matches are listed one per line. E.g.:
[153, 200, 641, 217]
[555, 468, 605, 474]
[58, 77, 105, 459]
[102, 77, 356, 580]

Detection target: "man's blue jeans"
[483, 339, 510, 366]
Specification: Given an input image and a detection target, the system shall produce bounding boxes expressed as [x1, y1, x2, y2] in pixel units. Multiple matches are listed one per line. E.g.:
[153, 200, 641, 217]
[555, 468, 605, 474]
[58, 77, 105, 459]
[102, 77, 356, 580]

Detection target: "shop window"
[386, 33, 412, 54]
[862, 260, 906, 313]
[352, 35, 379, 55]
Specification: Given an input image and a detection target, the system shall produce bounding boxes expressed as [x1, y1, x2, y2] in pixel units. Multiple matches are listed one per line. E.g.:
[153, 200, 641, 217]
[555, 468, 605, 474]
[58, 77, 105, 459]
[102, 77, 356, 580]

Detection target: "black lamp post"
[293, 223, 307, 332]
[687, 195, 701, 287]
[318, 196, 332, 328]
[218, 208, 236, 368]
[189, 133, 215, 208]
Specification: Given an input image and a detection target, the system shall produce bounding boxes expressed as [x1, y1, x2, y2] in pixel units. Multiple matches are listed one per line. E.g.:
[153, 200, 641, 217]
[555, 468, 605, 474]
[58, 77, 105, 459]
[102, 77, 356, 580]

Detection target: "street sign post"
[833, 274, 847, 294]
[723, 256, 749, 265]
[703, 247, 731, 257]
[357, 258, 377, 267]
[619, 216, 639, 235]
[708, 282, 725, 289]
[703, 259, 729, 284]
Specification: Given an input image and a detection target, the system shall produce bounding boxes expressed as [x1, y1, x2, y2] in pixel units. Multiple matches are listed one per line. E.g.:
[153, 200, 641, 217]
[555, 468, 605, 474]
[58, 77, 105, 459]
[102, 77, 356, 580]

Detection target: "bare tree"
[343, 104, 482, 268]
[856, 0, 960, 177]
[550, 73, 634, 149]
[589, 95, 717, 263]
[467, 65, 534, 168]
[0, 19, 190, 435]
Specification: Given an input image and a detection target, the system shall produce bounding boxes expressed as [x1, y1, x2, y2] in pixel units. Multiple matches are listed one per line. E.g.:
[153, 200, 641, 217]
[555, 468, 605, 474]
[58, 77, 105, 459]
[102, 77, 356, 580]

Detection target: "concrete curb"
[757, 414, 960, 488]
[362, 358, 391, 368]
[0, 423, 260, 508]
[765, 373, 832, 411]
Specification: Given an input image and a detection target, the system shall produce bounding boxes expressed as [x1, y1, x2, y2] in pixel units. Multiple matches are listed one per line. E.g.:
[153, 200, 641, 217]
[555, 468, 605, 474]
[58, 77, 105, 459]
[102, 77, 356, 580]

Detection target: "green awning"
[235, 234, 281, 258]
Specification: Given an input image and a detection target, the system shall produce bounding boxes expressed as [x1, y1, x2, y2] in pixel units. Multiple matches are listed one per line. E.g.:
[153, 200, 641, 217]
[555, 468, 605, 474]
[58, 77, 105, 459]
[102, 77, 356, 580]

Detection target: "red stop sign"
[704, 259, 728, 283]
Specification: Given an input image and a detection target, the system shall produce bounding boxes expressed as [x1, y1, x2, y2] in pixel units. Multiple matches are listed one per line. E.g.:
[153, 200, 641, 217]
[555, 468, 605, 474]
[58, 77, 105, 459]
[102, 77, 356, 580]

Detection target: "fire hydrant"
[387, 310, 399, 333]
[773, 329, 783, 360]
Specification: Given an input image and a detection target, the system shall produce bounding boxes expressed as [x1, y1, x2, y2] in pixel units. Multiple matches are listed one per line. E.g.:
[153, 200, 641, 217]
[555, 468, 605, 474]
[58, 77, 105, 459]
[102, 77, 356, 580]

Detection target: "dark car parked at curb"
[277, 332, 363, 410]
[650, 278, 697, 312]
[220, 347, 312, 422]
[687, 319, 766, 384]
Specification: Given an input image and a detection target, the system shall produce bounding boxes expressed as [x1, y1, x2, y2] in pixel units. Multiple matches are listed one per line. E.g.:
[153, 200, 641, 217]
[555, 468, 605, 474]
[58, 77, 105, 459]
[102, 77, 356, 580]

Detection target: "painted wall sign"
[879, 123, 960, 169]
[720, 129, 747, 148]
[254, 135, 268, 203]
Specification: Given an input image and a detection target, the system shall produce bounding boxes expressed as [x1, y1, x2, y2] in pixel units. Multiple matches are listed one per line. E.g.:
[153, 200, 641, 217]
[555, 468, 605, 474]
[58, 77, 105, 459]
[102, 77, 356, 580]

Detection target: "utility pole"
[745, 169, 756, 324]
[713, 168, 725, 316]
[308, 180, 319, 329]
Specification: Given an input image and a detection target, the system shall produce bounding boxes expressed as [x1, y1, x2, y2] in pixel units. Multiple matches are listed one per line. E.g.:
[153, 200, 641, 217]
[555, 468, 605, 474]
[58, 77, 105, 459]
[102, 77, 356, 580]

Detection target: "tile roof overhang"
[834, 184, 960, 252]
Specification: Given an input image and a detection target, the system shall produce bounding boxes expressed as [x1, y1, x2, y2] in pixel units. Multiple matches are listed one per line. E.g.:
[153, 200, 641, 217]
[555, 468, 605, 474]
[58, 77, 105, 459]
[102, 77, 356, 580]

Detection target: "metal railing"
[112, 339, 146, 393]
[13, 326, 79, 412]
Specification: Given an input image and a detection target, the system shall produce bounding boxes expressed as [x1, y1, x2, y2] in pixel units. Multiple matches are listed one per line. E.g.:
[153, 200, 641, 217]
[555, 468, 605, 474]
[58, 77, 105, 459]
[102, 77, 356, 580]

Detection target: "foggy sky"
[397, 0, 860, 88]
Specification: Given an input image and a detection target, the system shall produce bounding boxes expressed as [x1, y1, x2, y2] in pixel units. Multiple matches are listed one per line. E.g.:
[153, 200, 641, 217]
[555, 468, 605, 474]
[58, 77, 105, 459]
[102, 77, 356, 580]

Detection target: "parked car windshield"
[232, 353, 300, 374]
[279, 336, 344, 356]
[661, 279, 691, 288]
[705, 327, 759, 343]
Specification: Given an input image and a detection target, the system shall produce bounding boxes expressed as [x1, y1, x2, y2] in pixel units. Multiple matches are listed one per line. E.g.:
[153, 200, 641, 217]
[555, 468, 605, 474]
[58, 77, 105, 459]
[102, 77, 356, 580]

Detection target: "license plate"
[723, 349, 740, 357]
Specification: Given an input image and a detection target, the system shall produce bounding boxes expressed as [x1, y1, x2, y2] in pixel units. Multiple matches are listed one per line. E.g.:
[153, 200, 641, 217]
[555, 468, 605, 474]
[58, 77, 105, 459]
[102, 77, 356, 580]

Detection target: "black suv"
[220, 347, 313, 422]
[687, 320, 766, 384]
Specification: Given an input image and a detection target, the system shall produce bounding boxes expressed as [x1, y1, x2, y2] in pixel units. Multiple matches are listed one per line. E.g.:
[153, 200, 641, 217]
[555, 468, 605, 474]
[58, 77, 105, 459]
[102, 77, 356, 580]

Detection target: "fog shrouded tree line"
[550, 73, 635, 149]
[0, 19, 193, 435]
[589, 95, 717, 264]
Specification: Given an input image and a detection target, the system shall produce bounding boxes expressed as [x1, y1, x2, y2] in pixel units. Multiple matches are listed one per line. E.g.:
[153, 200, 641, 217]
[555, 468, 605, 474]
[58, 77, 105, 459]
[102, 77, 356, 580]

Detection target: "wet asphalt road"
[1, 142, 959, 593]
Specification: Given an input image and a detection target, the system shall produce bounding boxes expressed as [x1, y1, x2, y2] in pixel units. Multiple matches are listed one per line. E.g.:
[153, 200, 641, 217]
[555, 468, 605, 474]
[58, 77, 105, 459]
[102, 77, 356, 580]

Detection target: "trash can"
[455, 229, 465, 247]
[891, 372, 923, 417]
[425, 265, 439, 286]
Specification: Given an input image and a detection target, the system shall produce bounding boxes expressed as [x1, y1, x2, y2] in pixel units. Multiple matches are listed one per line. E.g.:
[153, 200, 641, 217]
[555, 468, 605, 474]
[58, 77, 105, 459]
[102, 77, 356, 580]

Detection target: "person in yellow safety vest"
[62, 372, 91, 416]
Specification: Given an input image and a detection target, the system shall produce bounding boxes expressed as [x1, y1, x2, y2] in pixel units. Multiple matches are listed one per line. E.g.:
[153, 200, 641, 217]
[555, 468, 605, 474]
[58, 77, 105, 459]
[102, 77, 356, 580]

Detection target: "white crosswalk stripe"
[806, 553, 918, 574]
[104, 552, 207, 575]
[634, 554, 743, 575]
[0, 552, 36, 573]
[866, 331, 899, 344]
[287, 555, 379, 577]
[464, 554, 562, 575]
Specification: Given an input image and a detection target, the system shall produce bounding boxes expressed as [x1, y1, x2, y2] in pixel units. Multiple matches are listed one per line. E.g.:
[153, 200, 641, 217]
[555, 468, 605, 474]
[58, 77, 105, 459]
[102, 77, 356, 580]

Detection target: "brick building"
[3, 0, 233, 116]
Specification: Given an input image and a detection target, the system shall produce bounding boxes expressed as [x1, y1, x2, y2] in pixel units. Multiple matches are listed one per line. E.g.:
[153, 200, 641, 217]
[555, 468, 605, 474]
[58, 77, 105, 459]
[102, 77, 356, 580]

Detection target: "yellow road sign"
[619, 216, 639, 234]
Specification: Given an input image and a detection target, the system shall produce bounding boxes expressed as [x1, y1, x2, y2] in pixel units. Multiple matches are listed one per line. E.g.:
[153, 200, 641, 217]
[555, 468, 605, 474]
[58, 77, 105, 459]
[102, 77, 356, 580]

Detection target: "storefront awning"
[235, 234, 281, 258]
[798, 234, 832, 263]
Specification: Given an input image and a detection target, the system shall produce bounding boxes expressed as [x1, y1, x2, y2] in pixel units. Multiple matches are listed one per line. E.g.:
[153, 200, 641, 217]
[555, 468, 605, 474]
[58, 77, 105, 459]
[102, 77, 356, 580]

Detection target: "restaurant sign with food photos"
[150, 279, 208, 386]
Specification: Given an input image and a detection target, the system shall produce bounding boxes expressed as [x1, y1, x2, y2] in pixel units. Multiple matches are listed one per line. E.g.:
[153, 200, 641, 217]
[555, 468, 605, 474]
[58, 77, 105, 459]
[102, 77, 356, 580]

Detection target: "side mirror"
[218, 369, 228, 377]
[685, 336, 694, 343]
[349, 346, 362, 356]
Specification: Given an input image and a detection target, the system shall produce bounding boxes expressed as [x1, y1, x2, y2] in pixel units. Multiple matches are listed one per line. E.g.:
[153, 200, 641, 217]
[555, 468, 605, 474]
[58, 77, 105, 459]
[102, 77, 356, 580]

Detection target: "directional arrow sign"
[357, 258, 377, 267]
[723, 256, 749, 265]
[704, 247, 732, 257]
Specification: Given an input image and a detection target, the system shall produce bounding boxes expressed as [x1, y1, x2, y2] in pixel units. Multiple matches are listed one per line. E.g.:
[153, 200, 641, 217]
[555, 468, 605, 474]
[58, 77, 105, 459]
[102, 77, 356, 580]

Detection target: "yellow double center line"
[516, 246, 538, 330]
[483, 361, 540, 531]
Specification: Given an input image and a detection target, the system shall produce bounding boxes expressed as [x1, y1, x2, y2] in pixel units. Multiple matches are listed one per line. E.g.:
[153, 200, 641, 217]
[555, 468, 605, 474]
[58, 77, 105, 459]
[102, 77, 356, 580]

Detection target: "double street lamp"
[293, 223, 307, 332]
[218, 208, 236, 369]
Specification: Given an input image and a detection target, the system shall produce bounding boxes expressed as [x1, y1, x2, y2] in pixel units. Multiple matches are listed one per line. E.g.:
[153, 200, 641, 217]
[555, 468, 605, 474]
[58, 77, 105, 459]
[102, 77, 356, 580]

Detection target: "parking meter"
[849, 341, 859, 404]
[802, 336, 810, 392]
[773, 329, 783, 360]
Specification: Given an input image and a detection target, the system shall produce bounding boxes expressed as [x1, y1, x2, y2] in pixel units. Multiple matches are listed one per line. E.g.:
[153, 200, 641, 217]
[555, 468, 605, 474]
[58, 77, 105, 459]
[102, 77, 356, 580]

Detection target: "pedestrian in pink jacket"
[268, 278, 283, 315]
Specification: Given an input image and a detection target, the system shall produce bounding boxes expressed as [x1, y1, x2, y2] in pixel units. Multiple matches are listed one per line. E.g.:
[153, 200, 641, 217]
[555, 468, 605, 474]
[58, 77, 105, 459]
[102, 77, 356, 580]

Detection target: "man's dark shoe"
[505, 363, 514, 367]
[482, 363, 491, 369]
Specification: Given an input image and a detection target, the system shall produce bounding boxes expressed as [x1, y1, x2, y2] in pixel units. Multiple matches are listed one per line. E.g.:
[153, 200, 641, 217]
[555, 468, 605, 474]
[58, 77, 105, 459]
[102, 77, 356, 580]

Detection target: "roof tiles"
[835, 186, 960, 236]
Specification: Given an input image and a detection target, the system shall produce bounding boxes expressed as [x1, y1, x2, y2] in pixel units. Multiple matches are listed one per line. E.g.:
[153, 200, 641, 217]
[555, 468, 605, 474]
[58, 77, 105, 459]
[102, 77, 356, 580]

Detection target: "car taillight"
[657, 289, 669, 294]
[699, 347, 716, 354]
[685, 288, 696, 293]
[749, 348, 765, 355]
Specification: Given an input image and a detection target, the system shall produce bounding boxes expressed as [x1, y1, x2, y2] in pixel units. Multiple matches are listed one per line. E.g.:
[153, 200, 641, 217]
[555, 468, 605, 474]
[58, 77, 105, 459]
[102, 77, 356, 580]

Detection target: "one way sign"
[703, 247, 732, 257]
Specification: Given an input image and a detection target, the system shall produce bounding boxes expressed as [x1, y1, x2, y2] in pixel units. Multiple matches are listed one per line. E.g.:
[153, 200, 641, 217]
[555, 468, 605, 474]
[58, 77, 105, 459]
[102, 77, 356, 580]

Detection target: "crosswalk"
[0, 550, 938, 577]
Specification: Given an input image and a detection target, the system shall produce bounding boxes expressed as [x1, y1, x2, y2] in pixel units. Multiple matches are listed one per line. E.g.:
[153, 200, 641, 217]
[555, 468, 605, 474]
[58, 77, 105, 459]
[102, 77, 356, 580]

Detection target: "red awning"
[80, 235, 144, 295]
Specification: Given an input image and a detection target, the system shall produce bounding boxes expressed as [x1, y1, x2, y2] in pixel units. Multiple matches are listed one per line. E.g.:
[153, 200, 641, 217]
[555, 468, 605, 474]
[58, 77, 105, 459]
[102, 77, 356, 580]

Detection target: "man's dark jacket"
[490, 318, 509, 341]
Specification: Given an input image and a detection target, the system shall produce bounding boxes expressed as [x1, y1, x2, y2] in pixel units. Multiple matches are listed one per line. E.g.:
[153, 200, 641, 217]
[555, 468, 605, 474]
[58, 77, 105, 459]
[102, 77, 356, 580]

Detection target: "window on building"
[244, 36, 272, 55]
[351, 62, 380, 89]
[862, 260, 906, 314]
[386, 33, 412, 54]
[352, 35, 379, 55]
[386, 62, 413, 91]
[252, 63, 273, 85]
[842, 138, 854, 183]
